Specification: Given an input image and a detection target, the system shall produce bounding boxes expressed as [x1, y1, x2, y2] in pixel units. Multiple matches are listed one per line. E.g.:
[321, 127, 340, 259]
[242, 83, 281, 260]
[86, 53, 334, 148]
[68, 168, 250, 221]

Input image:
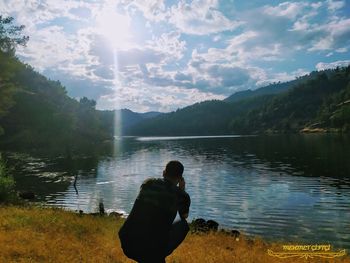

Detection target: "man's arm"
[179, 176, 185, 191]
[178, 177, 190, 219]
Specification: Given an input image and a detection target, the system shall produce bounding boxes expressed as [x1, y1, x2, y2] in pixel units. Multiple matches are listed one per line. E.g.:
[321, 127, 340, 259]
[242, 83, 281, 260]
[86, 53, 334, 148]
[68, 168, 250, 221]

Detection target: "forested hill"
[0, 50, 115, 150]
[126, 66, 350, 136]
[230, 66, 350, 133]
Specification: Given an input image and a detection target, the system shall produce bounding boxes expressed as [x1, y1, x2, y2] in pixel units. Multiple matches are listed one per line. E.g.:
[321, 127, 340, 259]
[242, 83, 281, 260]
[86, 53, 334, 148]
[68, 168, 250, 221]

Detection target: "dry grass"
[0, 205, 349, 263]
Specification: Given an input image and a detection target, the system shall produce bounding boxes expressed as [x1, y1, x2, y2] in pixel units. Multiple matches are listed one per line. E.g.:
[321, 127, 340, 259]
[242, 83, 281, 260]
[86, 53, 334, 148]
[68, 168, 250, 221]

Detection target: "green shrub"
[0, 153, 15, 202]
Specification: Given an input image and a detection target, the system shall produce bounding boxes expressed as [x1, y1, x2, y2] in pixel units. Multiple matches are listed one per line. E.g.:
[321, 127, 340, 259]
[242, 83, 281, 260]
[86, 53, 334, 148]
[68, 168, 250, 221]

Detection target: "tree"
[79, 97, 97, 109]
[0, 16, 29, 134]
[0, 16, 29, 54]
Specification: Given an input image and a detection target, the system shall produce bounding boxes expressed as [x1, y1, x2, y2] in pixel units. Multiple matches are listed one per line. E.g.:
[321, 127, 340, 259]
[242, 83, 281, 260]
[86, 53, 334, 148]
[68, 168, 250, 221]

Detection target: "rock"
[206, 220, 219, 231]
[193, 218, 206, 226]
[90, 212, 101, 216]
[190, 218, 240, 238]
[109, 211, 123, 218]
[231, 230, 240, 238]
[191, 218, 206, 232]
[18, 191, 35, 200]
[191, 218, 219, 232]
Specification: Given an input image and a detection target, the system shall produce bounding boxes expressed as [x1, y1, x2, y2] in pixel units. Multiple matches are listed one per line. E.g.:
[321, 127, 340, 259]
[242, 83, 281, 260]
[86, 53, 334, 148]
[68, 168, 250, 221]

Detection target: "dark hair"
[164, 160, 184, 178]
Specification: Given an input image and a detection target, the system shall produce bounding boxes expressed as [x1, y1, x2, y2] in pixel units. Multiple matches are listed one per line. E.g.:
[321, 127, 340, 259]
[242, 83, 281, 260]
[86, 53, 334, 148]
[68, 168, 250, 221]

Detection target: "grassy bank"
[0, 205, 348, 263]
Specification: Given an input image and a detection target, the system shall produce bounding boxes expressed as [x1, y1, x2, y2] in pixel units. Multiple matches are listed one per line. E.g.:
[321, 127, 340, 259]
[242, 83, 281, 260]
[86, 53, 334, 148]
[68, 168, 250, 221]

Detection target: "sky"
[1, 0, 350, 112]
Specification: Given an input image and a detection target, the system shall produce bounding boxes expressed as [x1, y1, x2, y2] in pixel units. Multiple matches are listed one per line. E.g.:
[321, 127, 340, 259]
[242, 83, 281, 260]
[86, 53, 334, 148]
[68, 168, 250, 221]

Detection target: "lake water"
[4, 134, 350, 249]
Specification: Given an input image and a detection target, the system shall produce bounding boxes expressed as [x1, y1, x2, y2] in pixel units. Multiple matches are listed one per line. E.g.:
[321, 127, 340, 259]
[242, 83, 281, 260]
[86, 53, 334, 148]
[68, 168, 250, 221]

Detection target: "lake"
[4, 134, 350, 249]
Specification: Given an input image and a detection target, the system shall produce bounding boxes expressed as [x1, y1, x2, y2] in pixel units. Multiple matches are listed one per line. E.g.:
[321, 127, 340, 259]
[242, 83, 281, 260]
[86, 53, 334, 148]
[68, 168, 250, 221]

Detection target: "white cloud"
[120, 0, 167, 22]
[316, 60, 350, 70]
[326, 0, 345, 12]
[169, 0, 241, 35]
[263, 2, 306, 19]
[308, 17, 350, 51]
[97, 83, 224, 112]
[147, 31, 186, 61]
[17, 25, 77, 70]
[0, 0, 94, 30]
[267, 68, 309, 84]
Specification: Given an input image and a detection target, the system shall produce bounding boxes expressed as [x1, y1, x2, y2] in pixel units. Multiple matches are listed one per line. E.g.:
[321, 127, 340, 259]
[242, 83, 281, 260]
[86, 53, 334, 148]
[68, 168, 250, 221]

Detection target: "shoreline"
[0, 204, 349, 263]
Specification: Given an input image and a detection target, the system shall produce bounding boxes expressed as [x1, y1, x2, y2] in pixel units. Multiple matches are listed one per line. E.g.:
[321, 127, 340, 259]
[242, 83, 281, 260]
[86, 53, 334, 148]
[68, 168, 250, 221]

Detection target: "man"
[119, 160, 191, 263]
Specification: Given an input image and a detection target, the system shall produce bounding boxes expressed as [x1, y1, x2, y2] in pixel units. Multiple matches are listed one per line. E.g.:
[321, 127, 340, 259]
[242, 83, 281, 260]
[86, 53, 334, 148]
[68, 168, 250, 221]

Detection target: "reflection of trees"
[128, 135, 350, 185]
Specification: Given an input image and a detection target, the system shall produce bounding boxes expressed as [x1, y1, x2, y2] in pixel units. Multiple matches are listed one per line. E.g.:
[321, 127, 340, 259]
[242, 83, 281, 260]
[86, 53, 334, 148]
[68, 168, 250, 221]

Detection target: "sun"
[95, 9, 131, 49]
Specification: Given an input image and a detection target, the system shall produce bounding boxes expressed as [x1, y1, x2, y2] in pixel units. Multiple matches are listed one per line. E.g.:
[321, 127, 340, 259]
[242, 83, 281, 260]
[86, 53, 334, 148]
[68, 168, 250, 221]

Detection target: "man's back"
[119, 177, 190, 262]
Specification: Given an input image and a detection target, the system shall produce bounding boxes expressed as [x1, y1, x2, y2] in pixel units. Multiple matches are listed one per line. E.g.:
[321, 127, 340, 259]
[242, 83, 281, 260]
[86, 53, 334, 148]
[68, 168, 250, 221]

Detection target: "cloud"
[43, 68, 114, 100]
[208, 65, 250, 87]
[169, 0, 241, 35]
[0, 0, 93, 29]
[185, 48, 258, 94]
[315, 60, 350, 70]
[121, 0, 167, 22]
[88, 35, 115, 66]
[17, 25, 79, 70]
[174, 72, 192, 82]
[263, 2, 306, 19]
[147, 31, 186, 61]
[97, 84, 224, 112]
[92, 66, 114, 80]
[69, 6, 92, 20]
[3, 0, 350, 112]
[326, 0, 345, 12]
[308, 18, 350, 51]
[117, 49, 165, 68]
[214, 1, 350, 66]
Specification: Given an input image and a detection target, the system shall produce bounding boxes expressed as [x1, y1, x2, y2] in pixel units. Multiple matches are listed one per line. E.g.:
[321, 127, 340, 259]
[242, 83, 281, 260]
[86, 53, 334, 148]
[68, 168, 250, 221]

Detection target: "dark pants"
[121, 219, 189, 263]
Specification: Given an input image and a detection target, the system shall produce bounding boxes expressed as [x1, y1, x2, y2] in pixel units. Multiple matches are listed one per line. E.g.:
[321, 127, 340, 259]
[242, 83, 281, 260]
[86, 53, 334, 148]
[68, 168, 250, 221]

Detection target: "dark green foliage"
[0, 51, 114, 151]
[80, 97, 96, 109]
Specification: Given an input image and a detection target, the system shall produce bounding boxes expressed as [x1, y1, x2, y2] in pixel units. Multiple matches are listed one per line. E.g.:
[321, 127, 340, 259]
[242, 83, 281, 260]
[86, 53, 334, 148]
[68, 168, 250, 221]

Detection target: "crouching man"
[119, 160, 191, 263]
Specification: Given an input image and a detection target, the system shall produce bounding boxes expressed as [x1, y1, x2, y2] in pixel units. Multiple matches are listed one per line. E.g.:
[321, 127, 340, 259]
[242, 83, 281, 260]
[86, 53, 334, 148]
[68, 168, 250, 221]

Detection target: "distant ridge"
[117, 109, 163, 130]
[224, 71, 322, 102]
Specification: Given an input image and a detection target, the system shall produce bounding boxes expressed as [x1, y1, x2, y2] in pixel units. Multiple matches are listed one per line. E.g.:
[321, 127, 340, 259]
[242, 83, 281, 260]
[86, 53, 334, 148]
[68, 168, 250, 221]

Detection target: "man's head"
[163, 160, 184, 180]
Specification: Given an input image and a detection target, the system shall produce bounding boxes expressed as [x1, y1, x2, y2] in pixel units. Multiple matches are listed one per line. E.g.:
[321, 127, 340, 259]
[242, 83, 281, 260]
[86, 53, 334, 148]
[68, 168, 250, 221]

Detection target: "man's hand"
[178, 176, 185, 191]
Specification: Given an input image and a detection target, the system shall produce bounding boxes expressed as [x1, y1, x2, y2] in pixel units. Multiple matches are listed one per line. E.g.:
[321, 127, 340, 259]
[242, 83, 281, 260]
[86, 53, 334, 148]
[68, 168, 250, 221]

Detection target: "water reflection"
[4, 134, 350, 249]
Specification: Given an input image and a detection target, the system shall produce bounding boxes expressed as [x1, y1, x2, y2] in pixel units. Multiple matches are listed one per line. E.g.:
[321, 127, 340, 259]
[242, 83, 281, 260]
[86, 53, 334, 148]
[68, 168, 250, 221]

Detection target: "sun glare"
[96, 10, 131, 49]
[95, 9, 131, 153]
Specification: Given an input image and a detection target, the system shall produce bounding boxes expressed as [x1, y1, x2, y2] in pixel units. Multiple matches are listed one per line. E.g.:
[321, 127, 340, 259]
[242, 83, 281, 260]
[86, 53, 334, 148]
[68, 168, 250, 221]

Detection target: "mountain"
[125, 95, 273, 136]
[126, 66, 350, 135]
[224, 71, 323, 103]
[117, 109, 162, 130]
